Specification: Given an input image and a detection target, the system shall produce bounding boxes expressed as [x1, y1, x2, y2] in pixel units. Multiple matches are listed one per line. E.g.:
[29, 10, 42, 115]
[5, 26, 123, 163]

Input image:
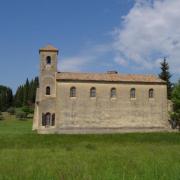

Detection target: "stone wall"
[55, 81, 169, 131]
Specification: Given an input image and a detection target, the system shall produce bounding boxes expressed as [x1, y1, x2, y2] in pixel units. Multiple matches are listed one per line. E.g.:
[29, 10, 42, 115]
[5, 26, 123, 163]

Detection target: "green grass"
[0, 115, 180, 180]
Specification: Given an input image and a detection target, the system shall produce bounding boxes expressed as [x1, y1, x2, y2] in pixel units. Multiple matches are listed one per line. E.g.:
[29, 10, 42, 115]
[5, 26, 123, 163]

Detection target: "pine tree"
[159, 58, 172, 99]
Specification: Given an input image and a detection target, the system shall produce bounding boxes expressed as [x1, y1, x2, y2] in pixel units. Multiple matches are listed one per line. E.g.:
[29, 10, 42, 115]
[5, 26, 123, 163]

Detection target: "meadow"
[0, 115, 180, 180]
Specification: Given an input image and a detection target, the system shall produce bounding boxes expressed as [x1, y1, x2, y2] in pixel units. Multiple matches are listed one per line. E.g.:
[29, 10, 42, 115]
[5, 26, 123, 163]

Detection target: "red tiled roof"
[56, 72, 166, 84]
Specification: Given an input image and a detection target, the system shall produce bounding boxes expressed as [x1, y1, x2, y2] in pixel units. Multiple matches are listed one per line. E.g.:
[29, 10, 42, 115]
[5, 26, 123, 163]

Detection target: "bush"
[169, 112, 179, 129]
[0, 112, 4, 121]
[22, 106, 34, 117]
[16, 111, 27, 120]
[7, 107, 15, 115]
[27, 114, 33, 119]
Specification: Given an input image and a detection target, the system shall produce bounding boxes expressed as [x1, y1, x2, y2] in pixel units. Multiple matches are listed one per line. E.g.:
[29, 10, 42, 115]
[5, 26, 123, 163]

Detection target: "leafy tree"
[171, 81, 180, 128]
[159, 58, 172, 99]
[0, 85, 13, 111]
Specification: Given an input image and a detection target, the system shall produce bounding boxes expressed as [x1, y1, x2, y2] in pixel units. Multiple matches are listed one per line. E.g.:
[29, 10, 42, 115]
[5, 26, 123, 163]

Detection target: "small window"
[111, 88, 116, 98]
[149, 89, 154, 98]
[52, 113, 55, 126]
[46, 56, 51, 64]
[90, 87, 96, 97]
[70, 87, 76, 97]
[46, 86, 51, 95]
[130, 88, 136, 99]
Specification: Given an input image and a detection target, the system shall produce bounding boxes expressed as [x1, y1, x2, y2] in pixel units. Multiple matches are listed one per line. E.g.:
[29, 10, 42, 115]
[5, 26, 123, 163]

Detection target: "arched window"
[90, 87, 96, 97]
[46, 86, 51, 95]
[70, 87, 76, 97]
[45, 112, 51, 126]
[149, 89, 154, 98]
[111, 88, 116, 98]
[42, 113, 55, 127]
[52, 113, 55, 126]
[46, 56, 51, 64]
[130, 88, 136, 99]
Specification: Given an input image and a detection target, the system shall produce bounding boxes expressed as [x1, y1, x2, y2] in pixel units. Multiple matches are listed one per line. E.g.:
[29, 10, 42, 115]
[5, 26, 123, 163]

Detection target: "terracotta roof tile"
[56, 72, 166, 84]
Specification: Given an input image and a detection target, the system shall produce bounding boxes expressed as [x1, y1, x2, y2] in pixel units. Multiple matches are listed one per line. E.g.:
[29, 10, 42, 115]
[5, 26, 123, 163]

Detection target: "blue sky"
[0, 0, 179, 92]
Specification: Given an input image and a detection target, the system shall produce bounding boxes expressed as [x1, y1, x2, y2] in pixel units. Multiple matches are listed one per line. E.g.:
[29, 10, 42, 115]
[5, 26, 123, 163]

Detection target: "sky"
[0, 0, 179, 92]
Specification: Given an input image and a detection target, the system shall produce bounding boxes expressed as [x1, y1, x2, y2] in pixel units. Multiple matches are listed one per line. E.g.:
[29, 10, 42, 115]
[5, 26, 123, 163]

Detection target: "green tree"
[0, 85, 13, 111]
[159, 58, 172, 99]
[14, 85, 24, 107]
[171, 80, 180, 126]
[14, 77, 39, 107]
[23, 79, 30, 106]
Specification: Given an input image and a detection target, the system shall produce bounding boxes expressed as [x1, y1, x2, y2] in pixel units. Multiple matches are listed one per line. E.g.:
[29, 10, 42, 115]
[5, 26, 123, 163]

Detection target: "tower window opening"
[46, 86, 51, 95]
[46, 56, 51, 64]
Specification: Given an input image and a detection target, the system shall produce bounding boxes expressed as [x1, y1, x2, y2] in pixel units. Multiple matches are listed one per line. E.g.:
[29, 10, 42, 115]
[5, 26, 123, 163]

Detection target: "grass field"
[0, 115, 180, 180]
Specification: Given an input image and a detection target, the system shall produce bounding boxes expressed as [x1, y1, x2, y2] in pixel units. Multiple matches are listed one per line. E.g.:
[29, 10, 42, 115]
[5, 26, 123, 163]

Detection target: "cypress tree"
[159, 58, 172, 99]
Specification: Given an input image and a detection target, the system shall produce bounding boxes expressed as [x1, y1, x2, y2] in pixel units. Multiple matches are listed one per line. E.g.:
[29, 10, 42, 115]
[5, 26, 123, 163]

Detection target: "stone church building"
[33, 45, 169, 134]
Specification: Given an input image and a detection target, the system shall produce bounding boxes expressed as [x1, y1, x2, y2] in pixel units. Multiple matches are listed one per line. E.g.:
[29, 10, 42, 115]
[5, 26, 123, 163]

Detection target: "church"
[33, 45, 169, 134]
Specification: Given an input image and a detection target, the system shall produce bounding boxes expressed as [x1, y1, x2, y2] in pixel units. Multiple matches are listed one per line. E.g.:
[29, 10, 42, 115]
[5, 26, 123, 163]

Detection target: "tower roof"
[39, 45, 59, 54]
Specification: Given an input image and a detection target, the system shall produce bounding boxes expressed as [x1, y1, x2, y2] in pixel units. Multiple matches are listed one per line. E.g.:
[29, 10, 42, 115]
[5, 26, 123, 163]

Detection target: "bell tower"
[39, 45, 59, 100]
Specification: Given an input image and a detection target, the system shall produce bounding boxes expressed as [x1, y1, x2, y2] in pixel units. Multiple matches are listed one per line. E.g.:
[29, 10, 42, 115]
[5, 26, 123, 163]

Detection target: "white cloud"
[114, 0, 180, 73]
[59, 57, 89, 72]
[59, 43, 113, 72]
[59, 0, 180, 76]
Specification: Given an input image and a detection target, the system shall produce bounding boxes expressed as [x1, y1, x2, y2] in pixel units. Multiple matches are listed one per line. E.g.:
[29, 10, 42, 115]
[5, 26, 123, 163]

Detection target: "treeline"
[0, 77, 39, 112]
[14, 77, 39, 107]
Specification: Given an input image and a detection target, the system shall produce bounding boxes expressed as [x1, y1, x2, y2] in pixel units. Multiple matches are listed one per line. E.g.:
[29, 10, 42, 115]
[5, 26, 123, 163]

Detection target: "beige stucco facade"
[33, 45, 170, 134]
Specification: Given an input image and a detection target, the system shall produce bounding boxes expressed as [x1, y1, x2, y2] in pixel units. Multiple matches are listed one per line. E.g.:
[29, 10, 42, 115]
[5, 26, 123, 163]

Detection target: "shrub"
[22, 106, 34, 117]
[16, 111, 27, 120]
[0, 112, 4, 121]
[27, 114, 33, 119]
[7, 107, 15, 115]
